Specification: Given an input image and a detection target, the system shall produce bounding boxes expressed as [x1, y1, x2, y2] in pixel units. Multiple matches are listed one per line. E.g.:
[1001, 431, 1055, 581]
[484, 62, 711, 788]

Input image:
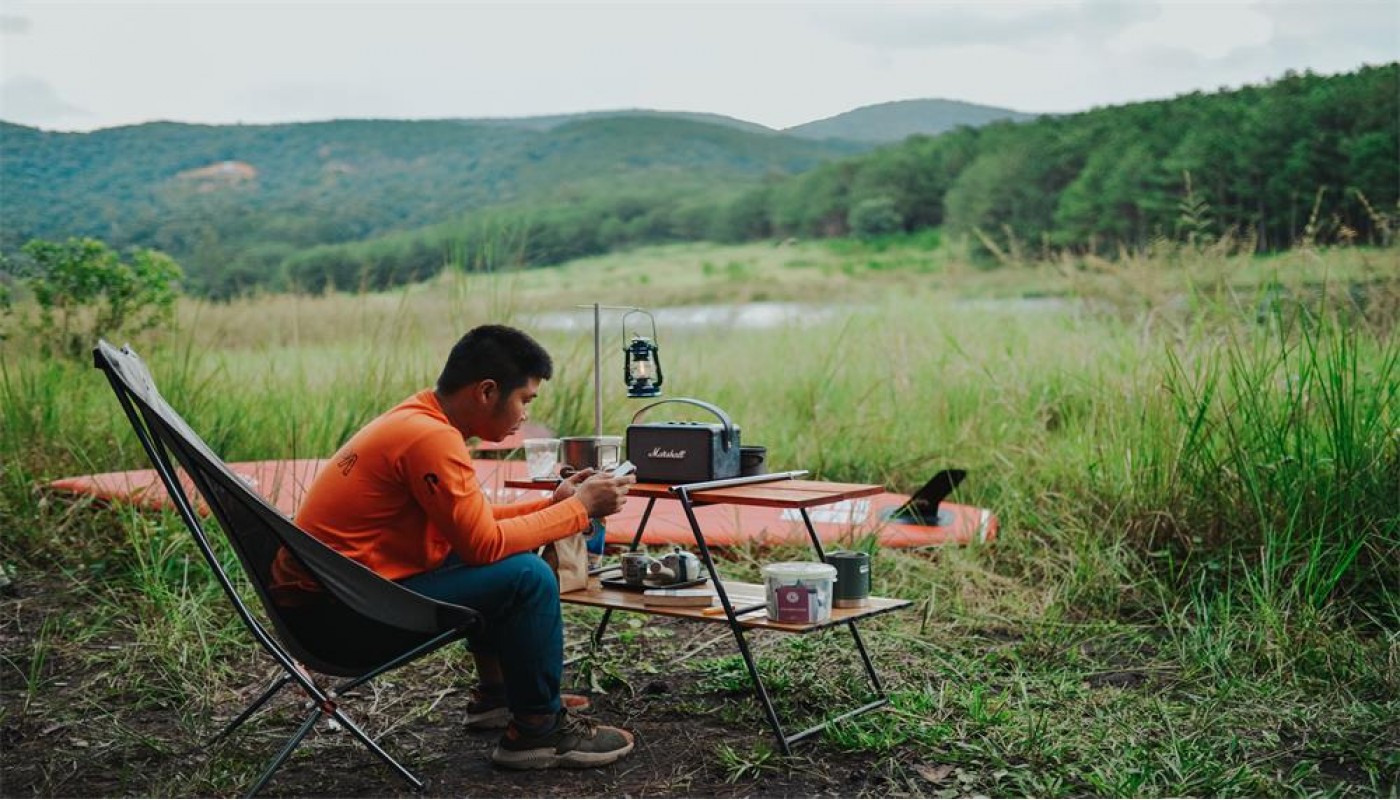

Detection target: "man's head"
[436, 325, 553, 442]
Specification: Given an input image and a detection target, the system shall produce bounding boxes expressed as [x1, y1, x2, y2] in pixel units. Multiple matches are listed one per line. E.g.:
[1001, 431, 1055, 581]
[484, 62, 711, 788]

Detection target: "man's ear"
[476, 379, 499, 405]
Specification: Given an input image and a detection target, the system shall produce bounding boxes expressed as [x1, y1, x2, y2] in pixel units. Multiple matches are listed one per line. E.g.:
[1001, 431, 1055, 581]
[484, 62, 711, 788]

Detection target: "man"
[271, 324, 636, 769]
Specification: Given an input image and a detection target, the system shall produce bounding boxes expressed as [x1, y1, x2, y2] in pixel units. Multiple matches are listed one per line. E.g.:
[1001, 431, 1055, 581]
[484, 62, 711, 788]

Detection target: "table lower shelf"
[560, 579, 910, 633]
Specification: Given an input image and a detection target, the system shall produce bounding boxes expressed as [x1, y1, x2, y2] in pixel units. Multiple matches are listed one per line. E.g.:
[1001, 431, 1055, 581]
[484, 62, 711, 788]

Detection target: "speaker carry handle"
[630, 397, 737, 452]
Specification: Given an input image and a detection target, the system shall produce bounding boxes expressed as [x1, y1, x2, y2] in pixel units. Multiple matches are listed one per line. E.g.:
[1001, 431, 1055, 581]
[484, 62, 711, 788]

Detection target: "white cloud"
[819, 1, 1156, 50]
[0, 1, 1390, 132]
[0, 13, 30, 34]
[1108, 2, 1275, 60]
[0, 75, 88, 127]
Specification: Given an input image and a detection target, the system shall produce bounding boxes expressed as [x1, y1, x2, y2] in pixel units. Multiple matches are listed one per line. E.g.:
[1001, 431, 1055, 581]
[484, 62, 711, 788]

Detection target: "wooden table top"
[505, 475, 884, 509]
[561, 577, 911, 633]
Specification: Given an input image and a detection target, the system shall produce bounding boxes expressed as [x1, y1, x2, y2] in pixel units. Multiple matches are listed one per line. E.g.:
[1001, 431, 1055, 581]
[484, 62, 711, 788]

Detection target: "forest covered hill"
[0, 98, 1033, 295]
[2, 65, 1395, 298]
[0, 114, 860, 264]
[730, 64, 1398, 255]
[261, 64, 1398, 297]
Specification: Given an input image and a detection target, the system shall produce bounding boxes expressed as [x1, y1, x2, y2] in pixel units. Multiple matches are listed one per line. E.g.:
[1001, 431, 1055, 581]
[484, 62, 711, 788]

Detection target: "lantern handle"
[630, 397, 737, 451]
[620, 308, 658, 341]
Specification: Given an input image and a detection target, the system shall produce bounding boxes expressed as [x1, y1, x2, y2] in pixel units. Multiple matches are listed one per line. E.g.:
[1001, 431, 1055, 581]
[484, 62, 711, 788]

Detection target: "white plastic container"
[762, 561, 837, 623]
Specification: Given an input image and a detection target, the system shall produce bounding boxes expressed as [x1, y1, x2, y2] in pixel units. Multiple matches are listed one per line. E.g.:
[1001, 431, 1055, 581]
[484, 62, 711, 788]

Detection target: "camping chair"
[93, 340, 482, 797]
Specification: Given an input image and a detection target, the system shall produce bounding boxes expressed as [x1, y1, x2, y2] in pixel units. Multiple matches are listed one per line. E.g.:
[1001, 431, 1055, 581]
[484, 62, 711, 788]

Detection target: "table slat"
[505, 477, 884, 507]
[561, 579, 910, 633]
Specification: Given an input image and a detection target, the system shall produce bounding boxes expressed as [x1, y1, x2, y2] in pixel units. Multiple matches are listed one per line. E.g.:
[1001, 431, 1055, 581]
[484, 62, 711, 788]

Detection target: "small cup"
[740, 445, 767, 477]
[621, 551, 655, 586]
[524, 437, 562, 480]
[825, 550, 871, 608]
[598, 436, 623, 470]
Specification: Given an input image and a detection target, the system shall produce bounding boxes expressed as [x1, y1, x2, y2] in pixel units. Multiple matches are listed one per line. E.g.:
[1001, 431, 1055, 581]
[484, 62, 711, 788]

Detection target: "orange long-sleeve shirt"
[271, 389, 587, 594]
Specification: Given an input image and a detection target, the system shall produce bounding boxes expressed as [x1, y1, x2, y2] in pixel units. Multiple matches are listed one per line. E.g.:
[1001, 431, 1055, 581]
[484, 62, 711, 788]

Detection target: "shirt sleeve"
[401, 427, 588, 565]
[493, 497, 554, 519]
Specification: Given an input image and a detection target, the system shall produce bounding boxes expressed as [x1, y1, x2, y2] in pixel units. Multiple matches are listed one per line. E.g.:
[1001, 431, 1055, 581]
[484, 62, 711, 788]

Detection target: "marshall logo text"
[648, 447, 687, 460]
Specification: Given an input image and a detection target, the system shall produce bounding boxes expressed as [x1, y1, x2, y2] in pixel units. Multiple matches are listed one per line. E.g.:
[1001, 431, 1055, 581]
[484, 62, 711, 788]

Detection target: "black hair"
[436, 325, 553, 397]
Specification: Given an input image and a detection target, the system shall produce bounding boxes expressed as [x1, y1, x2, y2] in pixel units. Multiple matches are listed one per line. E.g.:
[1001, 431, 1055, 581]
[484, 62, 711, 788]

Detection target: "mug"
[621, 551, 655, 586]
[825, 550, 871, 608]
[739, 445, 767, 477]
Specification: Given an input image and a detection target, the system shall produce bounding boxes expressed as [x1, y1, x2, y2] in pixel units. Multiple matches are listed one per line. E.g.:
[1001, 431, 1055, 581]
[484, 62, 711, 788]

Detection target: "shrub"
[847, 196, 903, 240]
[5, 237, 183, 358]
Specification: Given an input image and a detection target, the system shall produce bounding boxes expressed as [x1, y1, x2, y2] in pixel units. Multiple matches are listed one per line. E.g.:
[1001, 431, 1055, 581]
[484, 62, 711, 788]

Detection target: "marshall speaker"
[626, 397, 741, 484]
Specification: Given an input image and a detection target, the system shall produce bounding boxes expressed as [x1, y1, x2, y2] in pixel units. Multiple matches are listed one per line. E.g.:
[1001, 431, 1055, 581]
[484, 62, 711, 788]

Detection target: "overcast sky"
[1, 0, 1396, 133]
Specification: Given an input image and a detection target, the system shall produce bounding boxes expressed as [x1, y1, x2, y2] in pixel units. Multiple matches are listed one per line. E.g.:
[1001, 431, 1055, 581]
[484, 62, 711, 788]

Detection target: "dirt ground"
[1, 573, 935, 798]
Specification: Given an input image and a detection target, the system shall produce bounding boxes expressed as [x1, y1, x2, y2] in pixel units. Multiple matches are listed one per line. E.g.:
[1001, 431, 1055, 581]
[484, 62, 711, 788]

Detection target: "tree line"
[696, 63, 1398, 253]
[282, 63, 1397, 295]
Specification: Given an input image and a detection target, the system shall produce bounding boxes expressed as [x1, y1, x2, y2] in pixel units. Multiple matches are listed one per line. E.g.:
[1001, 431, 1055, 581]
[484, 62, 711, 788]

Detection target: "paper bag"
[543, 532, 590, 593]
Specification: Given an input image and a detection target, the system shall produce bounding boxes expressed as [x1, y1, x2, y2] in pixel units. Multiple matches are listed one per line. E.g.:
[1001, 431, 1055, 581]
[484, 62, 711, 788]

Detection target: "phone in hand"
[609, 460, 636, 477]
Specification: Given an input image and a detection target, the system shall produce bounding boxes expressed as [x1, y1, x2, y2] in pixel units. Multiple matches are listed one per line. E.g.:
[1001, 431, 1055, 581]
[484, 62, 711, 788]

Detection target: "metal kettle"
[661, 548, 703, 582]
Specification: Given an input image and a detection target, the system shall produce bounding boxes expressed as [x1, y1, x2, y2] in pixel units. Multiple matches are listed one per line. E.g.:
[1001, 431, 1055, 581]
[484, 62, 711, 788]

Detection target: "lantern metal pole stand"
[579, 303, 650, 436]
[593, 303, 602, 436]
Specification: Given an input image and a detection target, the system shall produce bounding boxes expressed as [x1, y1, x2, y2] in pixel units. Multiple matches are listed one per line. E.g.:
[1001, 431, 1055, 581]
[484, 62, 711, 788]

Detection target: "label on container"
[775, 583, 817, 622]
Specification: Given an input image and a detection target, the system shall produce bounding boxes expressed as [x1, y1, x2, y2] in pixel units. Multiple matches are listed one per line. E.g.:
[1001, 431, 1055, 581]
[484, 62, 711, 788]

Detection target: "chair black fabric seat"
[93, 339, 481, 796]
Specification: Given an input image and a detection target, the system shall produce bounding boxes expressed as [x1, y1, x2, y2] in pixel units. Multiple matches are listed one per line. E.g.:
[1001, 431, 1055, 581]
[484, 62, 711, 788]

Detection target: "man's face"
[479, 377, 540, 442]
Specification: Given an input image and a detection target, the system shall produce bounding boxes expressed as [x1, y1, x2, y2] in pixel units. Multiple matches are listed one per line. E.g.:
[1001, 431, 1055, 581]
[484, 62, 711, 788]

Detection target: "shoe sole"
[490, 740, 635, 770]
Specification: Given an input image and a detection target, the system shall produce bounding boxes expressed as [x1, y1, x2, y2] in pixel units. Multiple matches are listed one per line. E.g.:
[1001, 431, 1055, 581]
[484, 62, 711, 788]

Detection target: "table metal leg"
[693, 491, 891, 753]
[798, 507, 827, 562]
[676, 488, 793, 755]
[569, 479, 898, 753]
[629, 497, 656, 551]
[846, 620, 886, 696]
[589, 497, 656, 647]
[798, 505, 889, 697]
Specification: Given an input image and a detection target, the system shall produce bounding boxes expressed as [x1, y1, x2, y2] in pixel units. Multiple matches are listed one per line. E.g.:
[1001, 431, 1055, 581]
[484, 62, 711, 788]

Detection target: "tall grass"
[1165, 308, 1398, 618]
[2, 238, 1396, 795]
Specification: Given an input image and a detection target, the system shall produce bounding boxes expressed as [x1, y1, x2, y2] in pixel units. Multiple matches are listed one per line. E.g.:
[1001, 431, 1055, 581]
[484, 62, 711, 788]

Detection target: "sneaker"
[466, 690, 592, 730]
[490, 710, 635, 769]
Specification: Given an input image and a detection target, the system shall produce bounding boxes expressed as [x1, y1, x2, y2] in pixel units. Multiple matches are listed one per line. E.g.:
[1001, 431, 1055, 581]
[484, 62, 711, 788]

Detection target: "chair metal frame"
[94, 340, 480, 797]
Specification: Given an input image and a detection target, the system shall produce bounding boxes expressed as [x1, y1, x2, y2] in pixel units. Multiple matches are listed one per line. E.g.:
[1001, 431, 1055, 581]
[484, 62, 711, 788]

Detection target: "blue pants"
[400, 552, 562, 716]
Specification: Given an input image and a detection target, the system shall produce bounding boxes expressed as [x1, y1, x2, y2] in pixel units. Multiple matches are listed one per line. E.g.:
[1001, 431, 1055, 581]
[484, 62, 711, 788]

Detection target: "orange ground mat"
[47, 458, 997, 549]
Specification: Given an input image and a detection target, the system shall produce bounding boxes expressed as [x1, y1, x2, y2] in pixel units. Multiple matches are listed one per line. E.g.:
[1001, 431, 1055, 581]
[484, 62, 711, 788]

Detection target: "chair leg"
[245, 708, 322, 798]
[329, 707, 425, 791]
[232, 688, 425, 796]
[209, 674, 293, 748]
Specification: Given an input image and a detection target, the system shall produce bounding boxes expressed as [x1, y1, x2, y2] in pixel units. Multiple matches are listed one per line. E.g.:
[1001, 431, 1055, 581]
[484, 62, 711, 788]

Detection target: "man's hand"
[552, 468, 594, 504]
[572, 472, 635, 518]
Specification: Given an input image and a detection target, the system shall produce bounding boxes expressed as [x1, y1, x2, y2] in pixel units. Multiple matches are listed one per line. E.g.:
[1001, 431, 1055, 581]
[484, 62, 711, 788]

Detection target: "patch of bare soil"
[1, 575, 930, 798]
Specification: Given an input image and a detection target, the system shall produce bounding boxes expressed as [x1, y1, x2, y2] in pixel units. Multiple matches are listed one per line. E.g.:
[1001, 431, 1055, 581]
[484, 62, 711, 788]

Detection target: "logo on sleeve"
[423, 472, 440, 494]
[336, 452, 358, 476]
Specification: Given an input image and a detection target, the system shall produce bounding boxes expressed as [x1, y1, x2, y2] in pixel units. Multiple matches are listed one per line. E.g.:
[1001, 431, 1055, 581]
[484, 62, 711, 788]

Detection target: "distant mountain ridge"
[784, 98, 1037, 142]
[452, 108, 776, 135]
[445, 99, 1035, 143]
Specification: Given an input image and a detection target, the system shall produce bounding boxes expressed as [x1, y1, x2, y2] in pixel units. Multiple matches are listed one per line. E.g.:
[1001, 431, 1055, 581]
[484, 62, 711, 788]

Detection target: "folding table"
[507, 472, 912, 754]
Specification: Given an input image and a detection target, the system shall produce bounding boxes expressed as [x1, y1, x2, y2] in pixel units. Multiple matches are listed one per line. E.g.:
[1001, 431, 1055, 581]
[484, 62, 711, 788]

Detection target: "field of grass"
[2, 235, 1397, 796]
